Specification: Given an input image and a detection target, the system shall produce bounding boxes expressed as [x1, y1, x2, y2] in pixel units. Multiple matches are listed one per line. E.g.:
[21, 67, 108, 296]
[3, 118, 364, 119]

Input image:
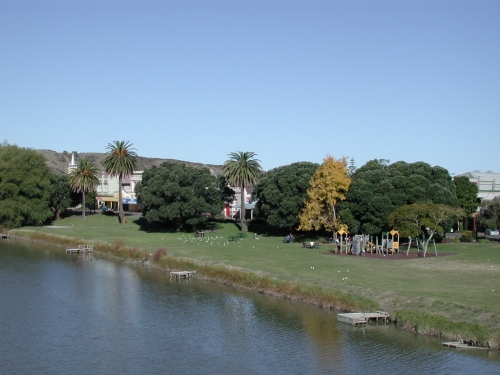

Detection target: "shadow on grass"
[133, 217, 242, 234]
[133, 217, 179, 233]
[247, 220, 327, 242]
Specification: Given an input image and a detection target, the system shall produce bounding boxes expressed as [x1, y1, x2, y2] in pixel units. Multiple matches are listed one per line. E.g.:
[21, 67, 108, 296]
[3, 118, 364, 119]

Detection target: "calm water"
[1, 240, 499, 375]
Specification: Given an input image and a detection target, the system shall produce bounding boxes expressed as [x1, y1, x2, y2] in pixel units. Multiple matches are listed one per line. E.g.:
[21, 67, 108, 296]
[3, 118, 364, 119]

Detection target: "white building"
[225, 186, 256, 220]
[455, 170, 500, 201]
[67, 153, 76, 174]
[96, 171, 143, 212]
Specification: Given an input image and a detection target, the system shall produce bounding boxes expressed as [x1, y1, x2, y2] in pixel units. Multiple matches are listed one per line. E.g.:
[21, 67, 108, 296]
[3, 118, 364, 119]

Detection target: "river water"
[1, 240, 499, 375]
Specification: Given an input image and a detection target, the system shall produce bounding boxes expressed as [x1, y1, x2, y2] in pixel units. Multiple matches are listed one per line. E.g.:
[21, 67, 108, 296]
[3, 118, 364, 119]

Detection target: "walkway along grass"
[11, 223, 500, 349]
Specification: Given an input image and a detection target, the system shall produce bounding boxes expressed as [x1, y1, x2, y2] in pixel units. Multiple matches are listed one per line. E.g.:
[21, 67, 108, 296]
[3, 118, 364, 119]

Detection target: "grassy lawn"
[15, 214, 500, 332]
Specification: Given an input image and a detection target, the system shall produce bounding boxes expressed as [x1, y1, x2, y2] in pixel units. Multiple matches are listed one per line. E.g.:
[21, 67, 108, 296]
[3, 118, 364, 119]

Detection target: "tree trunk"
[118, 174, 124, 224]
[422, 233, 434, 258]
[332, 205, 337, 241]
[82, 191, 86, 220]
[241, 184, 246, 231]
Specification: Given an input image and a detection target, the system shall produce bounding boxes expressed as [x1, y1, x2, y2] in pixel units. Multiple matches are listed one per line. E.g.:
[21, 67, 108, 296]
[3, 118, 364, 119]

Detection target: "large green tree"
[136, 163, 222, 230]
[217, 176, 236, 206]
[253, 162, 319, 232]
[68, 158, 100, 220]
[454, 176, 479, 231]
[388, 203, 464, 257]
[49, 173, 78, 220]
[102, 141, 138, 223]
[222, 151, 262, 231]
[454, 176, 479, 213]
[0, 143, 53, 228]
[298, 156, 351, 238]
[342, 160, 458, 235]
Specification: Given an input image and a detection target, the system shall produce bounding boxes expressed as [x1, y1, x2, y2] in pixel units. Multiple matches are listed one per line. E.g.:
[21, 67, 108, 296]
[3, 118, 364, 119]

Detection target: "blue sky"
[1, 0, 499, 176]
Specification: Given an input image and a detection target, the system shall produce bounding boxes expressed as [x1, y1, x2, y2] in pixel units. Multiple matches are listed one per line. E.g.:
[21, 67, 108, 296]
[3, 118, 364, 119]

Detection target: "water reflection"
[0, 240, 499, 375]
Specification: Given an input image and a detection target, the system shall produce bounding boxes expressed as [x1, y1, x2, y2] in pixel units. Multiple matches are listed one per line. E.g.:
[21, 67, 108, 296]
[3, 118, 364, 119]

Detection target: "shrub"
[152, 248, 167, 262]
[111, 239, 125, 254]
[433, 233, 444, 243]
[460, 231, 475, 242]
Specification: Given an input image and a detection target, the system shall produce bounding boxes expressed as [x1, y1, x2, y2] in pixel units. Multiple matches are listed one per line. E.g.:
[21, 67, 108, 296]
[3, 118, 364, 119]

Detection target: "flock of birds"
[173, 234, 353, 282]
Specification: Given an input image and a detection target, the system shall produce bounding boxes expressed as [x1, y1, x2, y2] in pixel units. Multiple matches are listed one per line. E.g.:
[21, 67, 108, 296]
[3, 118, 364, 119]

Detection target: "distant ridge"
[36, 149, 224, 176]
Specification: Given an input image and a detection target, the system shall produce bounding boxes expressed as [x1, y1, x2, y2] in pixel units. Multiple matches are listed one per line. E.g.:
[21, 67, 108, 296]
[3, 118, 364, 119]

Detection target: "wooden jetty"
[442, 342, 488, 350]
[1, 233, 10, 239]
[66, 244, 94, 254]
[170, 271, 197, 280]
[337, 311, 390, 326]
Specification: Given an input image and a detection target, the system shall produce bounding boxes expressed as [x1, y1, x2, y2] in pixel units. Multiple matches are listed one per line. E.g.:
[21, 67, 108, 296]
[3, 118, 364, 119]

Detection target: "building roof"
[456, 170, 500, 180]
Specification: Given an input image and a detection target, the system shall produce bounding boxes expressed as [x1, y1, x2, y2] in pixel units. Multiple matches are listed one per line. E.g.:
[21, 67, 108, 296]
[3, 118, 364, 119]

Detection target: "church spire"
[68, 153, 76, 174]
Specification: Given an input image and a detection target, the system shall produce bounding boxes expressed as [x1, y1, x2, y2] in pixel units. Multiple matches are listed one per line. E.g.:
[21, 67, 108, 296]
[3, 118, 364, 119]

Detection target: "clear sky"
[1, 0, 499, 176]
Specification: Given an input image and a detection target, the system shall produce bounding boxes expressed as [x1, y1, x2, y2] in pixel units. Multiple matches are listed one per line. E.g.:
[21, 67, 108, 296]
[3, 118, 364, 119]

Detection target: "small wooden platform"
[442, 342, 488, 350]
[1, 233, 9, 239]
[337, 311, 390, 325]
[170, 271, 197, 279]
[66, 245, 94, 254]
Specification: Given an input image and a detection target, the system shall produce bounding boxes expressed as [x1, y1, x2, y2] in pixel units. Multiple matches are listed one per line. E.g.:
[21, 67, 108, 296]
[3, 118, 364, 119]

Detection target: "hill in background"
[37, 149, 224, 176]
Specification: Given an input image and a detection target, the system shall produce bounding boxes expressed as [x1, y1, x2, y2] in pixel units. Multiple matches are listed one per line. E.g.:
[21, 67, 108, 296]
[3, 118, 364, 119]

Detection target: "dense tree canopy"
[340, 160, 458, 235]
[136, 163, 222, 230]
[253, 162, 319, 231]
[217, 176, 235, 206]
[103, 140, 138, 223]
[50, 173, 79, 220]
[454, 176, 479, 216]
[223, 151, 262, 231]
[298, 156, 351, 236]
[0, 143, 53, 228]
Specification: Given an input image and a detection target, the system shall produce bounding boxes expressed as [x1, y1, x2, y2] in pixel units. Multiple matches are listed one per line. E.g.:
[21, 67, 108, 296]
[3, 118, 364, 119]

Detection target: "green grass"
[12, 214, 500, 346]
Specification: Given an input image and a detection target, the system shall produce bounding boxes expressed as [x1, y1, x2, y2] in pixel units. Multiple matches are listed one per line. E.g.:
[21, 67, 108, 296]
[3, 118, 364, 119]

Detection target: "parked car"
[100, 206, 112, 212]
[485, 229, 499, 236]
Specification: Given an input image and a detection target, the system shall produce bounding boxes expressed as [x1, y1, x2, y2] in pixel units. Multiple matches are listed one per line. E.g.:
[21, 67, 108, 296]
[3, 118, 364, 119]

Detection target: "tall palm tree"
[68, 158, 100, 220]
[222, 151, 262, 231]
[102, 141, 138, 224]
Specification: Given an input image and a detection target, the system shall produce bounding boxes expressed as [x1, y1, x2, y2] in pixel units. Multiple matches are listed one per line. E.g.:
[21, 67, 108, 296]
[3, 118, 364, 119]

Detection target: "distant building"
[455, 170, 500, 201]
[67, 153, 77, 174]
[96, 171, 143, 212]
[225, 186, 256, 220]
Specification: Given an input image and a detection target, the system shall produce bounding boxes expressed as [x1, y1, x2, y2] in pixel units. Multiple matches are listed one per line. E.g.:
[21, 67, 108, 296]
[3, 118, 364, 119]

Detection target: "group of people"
[196, 229, 205, 237]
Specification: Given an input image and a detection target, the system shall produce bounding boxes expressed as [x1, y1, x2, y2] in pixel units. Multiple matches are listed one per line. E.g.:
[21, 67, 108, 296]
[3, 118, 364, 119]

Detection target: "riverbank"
[8, 215, 500, 349]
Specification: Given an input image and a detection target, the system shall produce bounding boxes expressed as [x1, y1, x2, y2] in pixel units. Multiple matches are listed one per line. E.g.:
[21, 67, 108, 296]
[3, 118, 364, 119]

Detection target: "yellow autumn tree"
[298, 155, 351, 237]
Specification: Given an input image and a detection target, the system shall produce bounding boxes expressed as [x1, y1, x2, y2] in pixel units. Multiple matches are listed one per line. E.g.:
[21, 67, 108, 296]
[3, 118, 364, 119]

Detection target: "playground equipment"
[364, 240, 377, 253]
[381, 230, 400, 254]
[336, 228, 349, 254]
[352, 234, 369, 256]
